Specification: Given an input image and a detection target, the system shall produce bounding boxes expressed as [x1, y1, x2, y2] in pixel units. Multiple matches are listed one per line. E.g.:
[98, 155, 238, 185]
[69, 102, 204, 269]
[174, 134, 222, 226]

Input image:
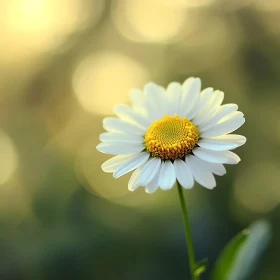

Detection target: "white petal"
[145, 82, 165, 96]
[145, 168, 160, 194]
[99, 132, 144, 144]
[158, 161, 176, 190]
[198, 135, 246, 151]
[128, 168, 142, 191]
[166, 82, 182, 116]
[199, 104, 238, 131]
[193, 147, 241, 164]
[219, 110, 243, 123]
[113, 104, 150, 128]
[167, 82, 181, 96]
[200, 113, 245, 138]
[96, 142, 144, 155]
[179, 77, 201, 117]
[182, 77, 195, 91]
[103, 118, 146, 135]
[187, 155, 216, 189]
[211, 90, 224, 108]
[138, 157, 162, 186]
[199, 161, 226, 176]
[114, 104, 132, 118]
[192, 90, 224, 126]
[225, 151, 241, 164]
[101, 155, 134, 173]
[193, 147, 228, 163]
[188, 87, 213, 120]
[174, 159, 194, 189]
[129, 88, 145, 109]
[144, 83, 166, 121]
[113, 152, 150, 178]
[188, 156, 226, 176]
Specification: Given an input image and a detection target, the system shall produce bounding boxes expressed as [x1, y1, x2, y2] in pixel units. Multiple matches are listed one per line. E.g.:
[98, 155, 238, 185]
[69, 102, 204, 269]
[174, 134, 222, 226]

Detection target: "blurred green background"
[0, 0, 279, 279]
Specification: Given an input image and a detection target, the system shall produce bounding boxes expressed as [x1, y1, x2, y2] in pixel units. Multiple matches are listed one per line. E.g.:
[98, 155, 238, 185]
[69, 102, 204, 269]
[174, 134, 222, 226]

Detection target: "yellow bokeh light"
[234, 161, 280, 214]
[255, 0, 280, 11]
[175, 0, 215, 8]
[112, 0, 187, 43]
[72, 51, 150, 115]
[0, 131, 18, 185]
[0, 0, 104, 63]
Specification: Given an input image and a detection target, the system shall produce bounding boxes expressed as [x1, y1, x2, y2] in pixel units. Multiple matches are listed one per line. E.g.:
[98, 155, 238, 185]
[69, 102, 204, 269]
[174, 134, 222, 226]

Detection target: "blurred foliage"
[212, 220, 271, 280]
[0, 0, 280, 279]
[212, 228, 249, 279]
[227, 221, 272, 280]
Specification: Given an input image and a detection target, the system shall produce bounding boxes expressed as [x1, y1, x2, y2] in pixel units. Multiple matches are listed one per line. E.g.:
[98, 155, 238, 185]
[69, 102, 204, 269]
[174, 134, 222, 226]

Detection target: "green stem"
[177, 183, 199, 280]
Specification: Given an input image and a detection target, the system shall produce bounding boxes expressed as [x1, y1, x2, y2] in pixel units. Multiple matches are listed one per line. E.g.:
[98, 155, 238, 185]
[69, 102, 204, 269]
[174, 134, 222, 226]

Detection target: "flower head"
[96, 77, 246, 193]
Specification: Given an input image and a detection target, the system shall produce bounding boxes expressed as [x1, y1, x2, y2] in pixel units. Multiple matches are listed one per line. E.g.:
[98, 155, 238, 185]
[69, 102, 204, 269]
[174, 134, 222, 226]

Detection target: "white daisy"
[96, 77, 246, 193]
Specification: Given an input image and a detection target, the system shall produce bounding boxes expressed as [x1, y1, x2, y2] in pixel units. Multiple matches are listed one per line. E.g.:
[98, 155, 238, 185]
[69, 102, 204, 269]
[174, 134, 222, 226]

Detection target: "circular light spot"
[0, 131, 18, 185]
[234, 161, 280, 214]
[145, 116, 199, 160]
[112, 0, 186, 43]
[73, 52, 150, 115]
[0, 0, 104, 63]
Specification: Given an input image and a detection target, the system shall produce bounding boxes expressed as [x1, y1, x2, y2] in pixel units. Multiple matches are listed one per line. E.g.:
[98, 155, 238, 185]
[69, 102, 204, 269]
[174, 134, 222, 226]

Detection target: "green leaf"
[226, 220, 271, 280]
[211, 220, 271, 280]
[194, 258, 208, 277]
[211, 229, 249, 280]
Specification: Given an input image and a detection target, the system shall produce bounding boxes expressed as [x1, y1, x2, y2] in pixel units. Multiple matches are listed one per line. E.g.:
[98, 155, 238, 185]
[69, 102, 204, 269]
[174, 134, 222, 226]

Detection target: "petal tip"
[101, 164, 108, 172]
[96, 143, 104, 152]
[128, 184, 139, 192]
[145, 188, 156, 194]
[229, 157, 241, 164]
[182, 184, 194, 190]
[205, 182, 216, 190]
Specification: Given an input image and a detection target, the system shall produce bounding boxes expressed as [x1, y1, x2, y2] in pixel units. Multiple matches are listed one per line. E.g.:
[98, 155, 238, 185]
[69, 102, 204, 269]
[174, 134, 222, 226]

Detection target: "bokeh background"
[0, 0, 279, 279]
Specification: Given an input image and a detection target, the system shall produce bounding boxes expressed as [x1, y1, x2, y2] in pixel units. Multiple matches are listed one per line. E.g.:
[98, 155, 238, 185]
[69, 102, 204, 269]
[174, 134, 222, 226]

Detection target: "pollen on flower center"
[144, 115, 199, 160]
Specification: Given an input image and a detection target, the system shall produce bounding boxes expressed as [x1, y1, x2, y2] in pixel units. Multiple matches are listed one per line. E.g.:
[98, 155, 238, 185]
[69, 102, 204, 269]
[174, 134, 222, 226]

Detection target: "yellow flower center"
[144, 115, 199, 160]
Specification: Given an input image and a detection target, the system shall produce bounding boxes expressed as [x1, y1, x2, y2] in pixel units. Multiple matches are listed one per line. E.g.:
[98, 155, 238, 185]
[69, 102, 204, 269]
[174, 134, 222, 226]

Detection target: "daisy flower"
[96, 77, 246, 193]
